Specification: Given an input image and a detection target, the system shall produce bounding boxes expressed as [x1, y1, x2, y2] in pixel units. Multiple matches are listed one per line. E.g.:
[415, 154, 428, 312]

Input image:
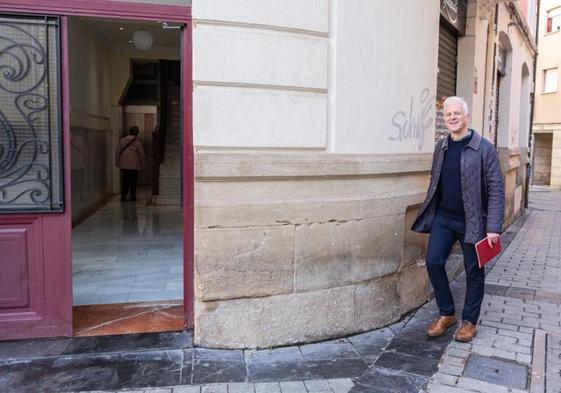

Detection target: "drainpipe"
[525, 0, 540, 208]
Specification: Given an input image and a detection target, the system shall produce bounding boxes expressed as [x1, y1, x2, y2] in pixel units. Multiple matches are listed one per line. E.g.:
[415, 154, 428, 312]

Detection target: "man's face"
[443, 101, 469, 134]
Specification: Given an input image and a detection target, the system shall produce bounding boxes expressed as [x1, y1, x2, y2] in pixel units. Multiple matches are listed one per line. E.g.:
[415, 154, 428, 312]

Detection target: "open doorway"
[68, 16, 184, 336]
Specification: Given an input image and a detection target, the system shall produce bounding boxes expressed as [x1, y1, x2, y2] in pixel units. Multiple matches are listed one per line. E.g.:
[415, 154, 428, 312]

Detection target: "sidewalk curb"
[530, 330, 546, 393]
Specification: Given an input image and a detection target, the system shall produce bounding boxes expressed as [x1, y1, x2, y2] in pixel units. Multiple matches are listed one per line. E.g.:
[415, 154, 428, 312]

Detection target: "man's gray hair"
[443, 96, 470, 115]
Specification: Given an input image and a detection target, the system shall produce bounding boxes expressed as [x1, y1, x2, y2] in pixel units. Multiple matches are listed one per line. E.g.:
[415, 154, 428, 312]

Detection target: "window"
[0, 16, 63, 212]
[544, 68, 558, 93]
[546, 7, 561, 33]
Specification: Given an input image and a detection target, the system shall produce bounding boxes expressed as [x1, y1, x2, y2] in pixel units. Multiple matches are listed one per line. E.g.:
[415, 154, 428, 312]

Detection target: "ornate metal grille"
[0, 15, 62, 213]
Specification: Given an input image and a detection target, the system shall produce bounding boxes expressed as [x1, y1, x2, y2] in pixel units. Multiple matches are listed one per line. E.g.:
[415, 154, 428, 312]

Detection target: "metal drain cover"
[463, 354, 528, 389]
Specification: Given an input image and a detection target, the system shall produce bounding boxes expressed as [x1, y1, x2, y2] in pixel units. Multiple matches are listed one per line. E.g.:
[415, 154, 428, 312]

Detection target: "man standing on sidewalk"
[412, 96, 504, 342]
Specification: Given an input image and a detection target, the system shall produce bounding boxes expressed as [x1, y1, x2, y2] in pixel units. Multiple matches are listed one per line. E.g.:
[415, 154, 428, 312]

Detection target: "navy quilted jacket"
[411, 130, 505, 244]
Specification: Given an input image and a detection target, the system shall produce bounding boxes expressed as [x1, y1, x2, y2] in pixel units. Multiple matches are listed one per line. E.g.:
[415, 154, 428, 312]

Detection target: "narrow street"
[0, 187, 559, 393]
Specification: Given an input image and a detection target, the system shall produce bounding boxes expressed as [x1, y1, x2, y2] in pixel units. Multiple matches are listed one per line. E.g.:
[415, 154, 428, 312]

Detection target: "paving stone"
[247, 361, 316, 383]
[254, 382, 281, 393]
[279, 381, 307, 393]
[431, 372, 458, 386]
[304, 379, 331, 392]
[327, 379, 354, 393]
[351, 366, 429, 393]
[245, 348, 304, 365]
[306, 358, 368, 379]
[194, 349, 244, 362]
[172, 386, 201, 393]
[385, 337, 446, 360]
[227, 383, 256, 393]
[437, 364, 464, 376]
[201, 385, 228, 393]
[192, 359, 246, 384]
[347, 328, 394, 358]
[300, 341, 358, 361]
[373, 352, 439, 377]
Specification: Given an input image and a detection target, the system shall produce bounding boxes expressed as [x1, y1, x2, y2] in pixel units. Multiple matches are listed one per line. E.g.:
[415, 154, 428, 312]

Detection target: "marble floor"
[72, 191, 183, 306]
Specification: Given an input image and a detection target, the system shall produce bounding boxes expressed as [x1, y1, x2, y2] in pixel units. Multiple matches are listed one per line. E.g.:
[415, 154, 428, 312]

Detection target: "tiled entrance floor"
[73, 301, 184, 336]
[72, 193, 183, 305]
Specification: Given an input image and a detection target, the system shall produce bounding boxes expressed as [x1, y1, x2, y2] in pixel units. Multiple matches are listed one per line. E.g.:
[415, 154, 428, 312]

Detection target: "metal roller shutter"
[437, 23, 458, 100]
[435, 22, 459, 143]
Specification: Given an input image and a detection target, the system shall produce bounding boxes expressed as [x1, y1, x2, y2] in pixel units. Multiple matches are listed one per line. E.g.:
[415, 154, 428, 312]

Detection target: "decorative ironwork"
[0, 15, 62, 212]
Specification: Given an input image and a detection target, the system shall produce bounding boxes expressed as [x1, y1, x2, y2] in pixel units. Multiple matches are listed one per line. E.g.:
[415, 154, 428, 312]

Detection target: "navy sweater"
[437, 132, 473, 222]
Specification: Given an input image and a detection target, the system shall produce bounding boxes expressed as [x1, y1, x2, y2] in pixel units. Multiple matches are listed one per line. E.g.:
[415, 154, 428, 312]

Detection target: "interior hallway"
[72, 189, 183, 306]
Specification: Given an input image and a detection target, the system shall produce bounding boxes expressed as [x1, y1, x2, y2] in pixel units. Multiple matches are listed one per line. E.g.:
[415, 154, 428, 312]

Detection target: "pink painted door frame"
[0, 0, 194, 339]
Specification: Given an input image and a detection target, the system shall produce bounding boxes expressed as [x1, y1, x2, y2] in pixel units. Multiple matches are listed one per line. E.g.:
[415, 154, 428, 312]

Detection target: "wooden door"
[0, 14, 72, 340]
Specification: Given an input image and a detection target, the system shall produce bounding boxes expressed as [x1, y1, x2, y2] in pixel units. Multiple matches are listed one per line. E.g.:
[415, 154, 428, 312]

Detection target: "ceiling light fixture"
[119, 27, 125, 31]
[132, 29, 153, 50]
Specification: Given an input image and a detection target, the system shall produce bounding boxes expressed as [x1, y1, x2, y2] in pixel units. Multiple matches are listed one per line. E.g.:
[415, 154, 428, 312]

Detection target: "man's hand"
[487, 233, 500, 248]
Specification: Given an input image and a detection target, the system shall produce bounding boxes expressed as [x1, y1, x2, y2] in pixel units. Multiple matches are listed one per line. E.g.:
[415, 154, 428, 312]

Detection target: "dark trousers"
[426, 213, 485, 323]
[121, 169, 139, 201]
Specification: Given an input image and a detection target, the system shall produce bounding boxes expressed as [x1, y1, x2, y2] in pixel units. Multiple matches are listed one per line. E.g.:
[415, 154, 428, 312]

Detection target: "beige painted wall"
[534, 0, 561, 124]
[457, 1, 489, 134]
[495, 3, 535, 150]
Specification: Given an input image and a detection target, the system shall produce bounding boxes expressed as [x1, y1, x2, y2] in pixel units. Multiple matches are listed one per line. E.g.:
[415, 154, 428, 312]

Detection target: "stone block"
[196, 193, 422, 230]
[195, 285, 361, 348]
[353, 276, 401, 330]
[294, 216, 402, 291]
[397, 263, 430, 312]
[195, 171, 428, 228]
[195, 226, 294, 300]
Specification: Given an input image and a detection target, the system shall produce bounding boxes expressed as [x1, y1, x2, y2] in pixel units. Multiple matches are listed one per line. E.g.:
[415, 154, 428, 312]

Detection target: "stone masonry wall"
[193, 154, 433, 348]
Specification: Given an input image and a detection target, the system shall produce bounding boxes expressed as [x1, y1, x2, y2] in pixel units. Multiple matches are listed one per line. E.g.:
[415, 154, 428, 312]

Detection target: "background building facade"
[533, 0, 561, 187]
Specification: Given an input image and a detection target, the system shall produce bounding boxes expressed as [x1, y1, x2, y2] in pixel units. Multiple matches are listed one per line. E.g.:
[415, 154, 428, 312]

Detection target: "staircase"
[152, 87, 181, 206]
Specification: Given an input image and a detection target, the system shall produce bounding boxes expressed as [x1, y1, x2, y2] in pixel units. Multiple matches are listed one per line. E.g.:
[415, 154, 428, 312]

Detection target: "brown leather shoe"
[454, 321, 477, 342]
[427, 315, 457, 337]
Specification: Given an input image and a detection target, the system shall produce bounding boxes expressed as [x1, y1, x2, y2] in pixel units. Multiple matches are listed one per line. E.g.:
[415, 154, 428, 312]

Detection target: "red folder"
[475, 236, 502, 268]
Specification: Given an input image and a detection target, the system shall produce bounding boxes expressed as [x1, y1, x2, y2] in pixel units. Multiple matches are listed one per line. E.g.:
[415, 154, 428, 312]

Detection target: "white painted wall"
[192, 0, 440, 154]
[192, 0, 329, 150]
[331, 0, 440, 154]
[194, 0, 328, 32]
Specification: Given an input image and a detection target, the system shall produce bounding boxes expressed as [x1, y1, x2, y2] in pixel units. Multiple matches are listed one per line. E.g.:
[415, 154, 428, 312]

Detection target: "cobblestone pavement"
[427, 187, 561, 393]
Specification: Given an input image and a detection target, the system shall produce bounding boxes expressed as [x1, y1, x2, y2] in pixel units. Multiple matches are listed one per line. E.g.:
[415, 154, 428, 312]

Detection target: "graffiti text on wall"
[389, 88, 434, 151]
